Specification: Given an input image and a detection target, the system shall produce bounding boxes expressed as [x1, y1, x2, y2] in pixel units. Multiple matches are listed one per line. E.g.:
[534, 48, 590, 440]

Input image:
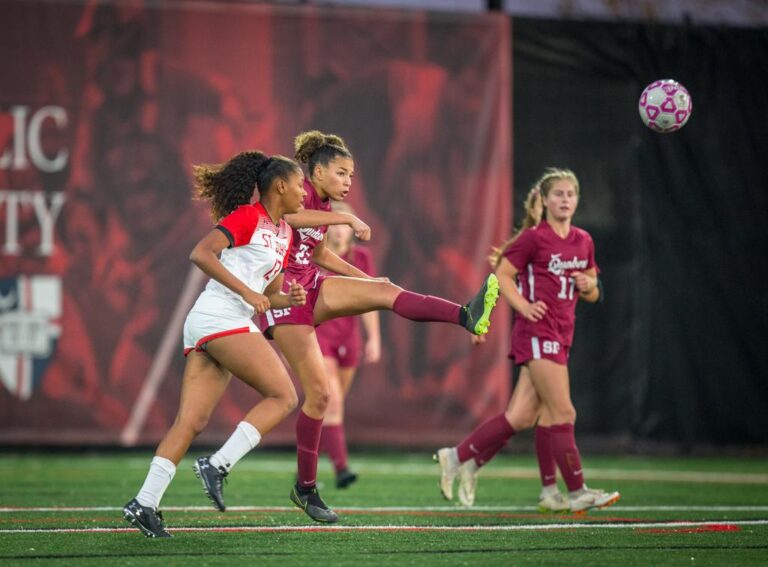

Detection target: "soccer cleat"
[462, 273, 500, 335]
[538, 492, 571, 513]
[457, 460, 479, 507]
[433, 448, 459, 501]
[193, 456, 228, 512]
[122, 498, 172, 538]
[569, 487, 621, 513]
[290, 484, 339, 523]
[335, 469, 358, 489]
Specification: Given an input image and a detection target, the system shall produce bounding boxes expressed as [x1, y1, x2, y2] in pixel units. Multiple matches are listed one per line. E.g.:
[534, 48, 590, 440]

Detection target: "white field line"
[1, 520, 767, 534]
[124, 459, 768, 485]
[2, 505, 768, 513]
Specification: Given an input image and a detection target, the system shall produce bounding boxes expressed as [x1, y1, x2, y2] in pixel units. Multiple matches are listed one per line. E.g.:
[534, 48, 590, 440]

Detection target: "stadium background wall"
[0, 0, 765, 449]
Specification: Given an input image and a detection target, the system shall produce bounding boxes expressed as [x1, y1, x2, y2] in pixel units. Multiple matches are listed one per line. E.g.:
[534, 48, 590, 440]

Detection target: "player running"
[435, 169, 619, 513]
[196, 130, 500, 523]
[123, 151, 326, 537]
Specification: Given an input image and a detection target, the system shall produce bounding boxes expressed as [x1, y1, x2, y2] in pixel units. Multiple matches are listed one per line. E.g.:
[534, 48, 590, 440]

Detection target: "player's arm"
[189, 229, 270, 313]
[312, 236, 371, 279]
[496, 257, 547, 322]
[572, 269, 600, 303]
[284, 210, 371, 241]
[263, 274, 307, 309]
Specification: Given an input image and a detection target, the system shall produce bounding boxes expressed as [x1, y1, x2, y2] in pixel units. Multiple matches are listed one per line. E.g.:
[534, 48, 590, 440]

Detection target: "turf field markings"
[119, 459, 767, 484]
[0, 519, 766, 534]
[3, 505, 768, 513]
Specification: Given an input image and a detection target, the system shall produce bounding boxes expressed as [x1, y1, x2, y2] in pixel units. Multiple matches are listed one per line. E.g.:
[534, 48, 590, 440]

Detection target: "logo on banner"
[0, 275, 61, 400]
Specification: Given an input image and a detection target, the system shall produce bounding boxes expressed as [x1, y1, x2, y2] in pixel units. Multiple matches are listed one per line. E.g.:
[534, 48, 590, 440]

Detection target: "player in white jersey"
[123, 151, 318, 538]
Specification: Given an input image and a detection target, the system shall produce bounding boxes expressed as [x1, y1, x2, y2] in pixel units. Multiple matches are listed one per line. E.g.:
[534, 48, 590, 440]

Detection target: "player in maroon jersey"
[201, 130, 500, 523]
[315, 202, 381, 489]
[123, 151, 319, 538]
[436, 170, 619, 513]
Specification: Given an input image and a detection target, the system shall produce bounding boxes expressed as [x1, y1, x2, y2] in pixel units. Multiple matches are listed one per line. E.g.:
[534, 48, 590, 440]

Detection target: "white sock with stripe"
[135, 456, 176, 510]
[210, 421, 262, 473]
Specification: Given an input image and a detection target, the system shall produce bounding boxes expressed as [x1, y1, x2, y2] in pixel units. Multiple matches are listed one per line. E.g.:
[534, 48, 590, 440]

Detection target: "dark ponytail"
[194, 151, 299, 221]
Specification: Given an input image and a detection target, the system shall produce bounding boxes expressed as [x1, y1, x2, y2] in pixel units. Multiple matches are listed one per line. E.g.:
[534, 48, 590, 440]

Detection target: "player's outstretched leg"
[461, 274, 500, 335]
[193, 456, 228, 512]
[434, 447, 459, 501]
[290, 484, 339, 523]
[122, 498, 172, 538]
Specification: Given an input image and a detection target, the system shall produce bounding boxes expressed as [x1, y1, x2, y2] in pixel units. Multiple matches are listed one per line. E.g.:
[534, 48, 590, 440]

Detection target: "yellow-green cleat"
[462, 273, 500, 335]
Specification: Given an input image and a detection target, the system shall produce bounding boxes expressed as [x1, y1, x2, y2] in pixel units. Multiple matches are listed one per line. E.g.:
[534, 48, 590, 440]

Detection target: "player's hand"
[471, 334, 487, 346]
[244, 290, 271, 314]
[288, 279, 307, 306]
[349, 216, 371, 241]
[364, 338, 381, 363]
[571, 271, 596, 294]
[520, 300, 547, 322]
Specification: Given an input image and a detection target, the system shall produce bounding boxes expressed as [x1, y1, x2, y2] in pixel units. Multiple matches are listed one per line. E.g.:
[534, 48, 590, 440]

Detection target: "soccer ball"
[638, 79, 692, 133]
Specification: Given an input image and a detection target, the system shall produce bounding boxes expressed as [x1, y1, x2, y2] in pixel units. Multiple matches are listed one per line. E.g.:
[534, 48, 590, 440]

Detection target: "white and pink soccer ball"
[638, 79, 692, 133]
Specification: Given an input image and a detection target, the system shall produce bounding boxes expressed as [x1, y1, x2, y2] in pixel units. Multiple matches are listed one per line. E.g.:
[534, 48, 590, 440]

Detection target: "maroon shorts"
[509, 334, 570, 366]
[260, 274, 326, 331]
[318, 333, 362, 368]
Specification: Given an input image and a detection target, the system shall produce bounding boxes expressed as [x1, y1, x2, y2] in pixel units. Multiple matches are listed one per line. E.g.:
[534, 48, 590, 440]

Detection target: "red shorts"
[260, 274, 326, 331]
[318, 333, 362, 368]
[509, 334, 570, 366]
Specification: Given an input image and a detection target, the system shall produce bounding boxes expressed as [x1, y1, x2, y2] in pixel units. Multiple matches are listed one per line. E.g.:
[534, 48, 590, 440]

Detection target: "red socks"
[296, 410, 323, 488]
[548, 423, 584, 491]
[319, 424, 349, 474]
[392, 291, 461, 324]
[456, 414, 516, 463]
[535, 425, 558, 487]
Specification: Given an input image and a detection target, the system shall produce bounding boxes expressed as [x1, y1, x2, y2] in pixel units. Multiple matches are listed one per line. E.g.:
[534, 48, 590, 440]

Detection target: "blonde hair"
[489, 167, 580, 268]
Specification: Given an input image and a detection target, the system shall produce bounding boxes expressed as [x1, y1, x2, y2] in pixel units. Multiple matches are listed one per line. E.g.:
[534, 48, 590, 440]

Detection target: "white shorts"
[183, 291, 259, 356]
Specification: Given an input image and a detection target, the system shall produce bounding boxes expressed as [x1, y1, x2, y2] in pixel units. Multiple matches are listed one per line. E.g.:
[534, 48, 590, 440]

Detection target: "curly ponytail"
[194, 151, 300, 222]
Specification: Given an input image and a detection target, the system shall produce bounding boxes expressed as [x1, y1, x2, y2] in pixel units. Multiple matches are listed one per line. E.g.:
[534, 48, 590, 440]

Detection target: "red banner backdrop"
[0, 0, 511, 446]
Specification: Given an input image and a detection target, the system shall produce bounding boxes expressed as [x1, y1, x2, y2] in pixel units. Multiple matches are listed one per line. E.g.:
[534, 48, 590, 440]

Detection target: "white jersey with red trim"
[194, 203, 293, 317]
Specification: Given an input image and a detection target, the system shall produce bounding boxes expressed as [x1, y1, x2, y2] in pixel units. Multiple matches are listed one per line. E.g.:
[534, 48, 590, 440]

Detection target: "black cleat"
[122, 498, 172, 538]
[290, 484, 339, 523]
[335, 469, 358, 489]
[193, 456, 228, 511]
[462, 273, 500, 335]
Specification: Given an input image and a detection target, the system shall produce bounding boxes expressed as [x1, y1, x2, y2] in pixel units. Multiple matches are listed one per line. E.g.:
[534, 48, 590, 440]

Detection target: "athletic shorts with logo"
[260, 273, 327, 331]
[509, 333, 570, 366]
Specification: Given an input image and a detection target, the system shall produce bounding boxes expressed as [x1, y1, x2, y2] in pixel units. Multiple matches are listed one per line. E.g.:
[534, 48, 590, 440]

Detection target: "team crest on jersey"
[548, 253, 588, 276]
[0, 275, 61, 400]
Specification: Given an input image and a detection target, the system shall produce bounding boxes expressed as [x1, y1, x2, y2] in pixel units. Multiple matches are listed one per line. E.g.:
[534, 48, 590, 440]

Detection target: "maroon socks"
[392, 291, 461, 324]
[319, 424, 349, 474]
[535, 425, 558, 487]
[456, 413, 516, 464]
[548, 422, 584, 492]
[296, 410, 323, 488]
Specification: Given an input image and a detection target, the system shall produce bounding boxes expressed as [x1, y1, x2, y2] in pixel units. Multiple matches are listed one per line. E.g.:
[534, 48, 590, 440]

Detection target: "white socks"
[209, 421, 262, 473]
[540, 483, 560, 499]
[136, 456, 176, 510]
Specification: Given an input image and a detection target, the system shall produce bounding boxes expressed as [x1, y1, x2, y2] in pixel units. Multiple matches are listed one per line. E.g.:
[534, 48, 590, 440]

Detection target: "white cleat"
[433, 448, 459, 501]
[537, 492, 571, 513]
[569, 487, 621, 513]
[457, 461, 479, 507]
